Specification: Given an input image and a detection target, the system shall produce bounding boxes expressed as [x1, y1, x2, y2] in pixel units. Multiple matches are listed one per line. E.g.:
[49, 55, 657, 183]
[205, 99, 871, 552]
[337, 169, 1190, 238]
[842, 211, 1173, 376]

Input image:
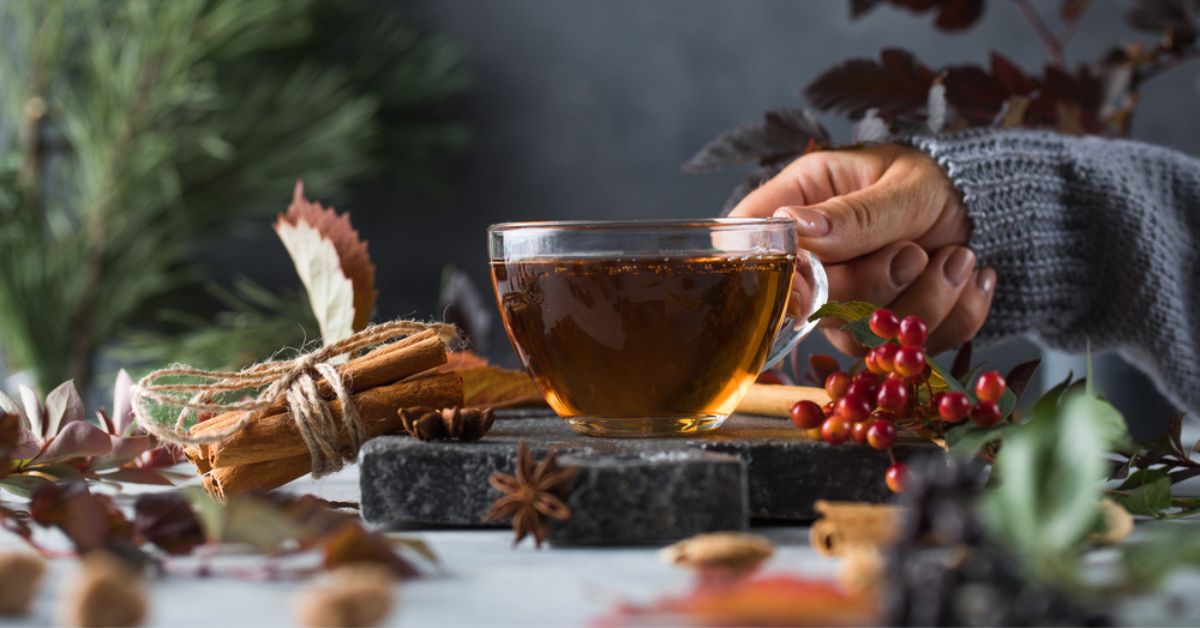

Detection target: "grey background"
[220, 0, 1199, 430]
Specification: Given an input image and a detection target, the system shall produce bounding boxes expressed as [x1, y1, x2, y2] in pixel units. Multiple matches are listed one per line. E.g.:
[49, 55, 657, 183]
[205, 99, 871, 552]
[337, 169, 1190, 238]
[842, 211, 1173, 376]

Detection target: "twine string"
[130, 320, 455, 477]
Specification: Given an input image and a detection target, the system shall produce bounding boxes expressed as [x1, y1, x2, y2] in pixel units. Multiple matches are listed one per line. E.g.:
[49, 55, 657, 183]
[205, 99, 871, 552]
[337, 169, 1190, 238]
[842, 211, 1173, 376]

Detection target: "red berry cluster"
[788, 308, 1010, 495]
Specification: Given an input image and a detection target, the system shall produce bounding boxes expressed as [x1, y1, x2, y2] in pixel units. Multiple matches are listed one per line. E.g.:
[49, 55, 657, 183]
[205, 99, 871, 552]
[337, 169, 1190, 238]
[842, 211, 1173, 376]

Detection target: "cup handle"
[763, 250, 828, 370]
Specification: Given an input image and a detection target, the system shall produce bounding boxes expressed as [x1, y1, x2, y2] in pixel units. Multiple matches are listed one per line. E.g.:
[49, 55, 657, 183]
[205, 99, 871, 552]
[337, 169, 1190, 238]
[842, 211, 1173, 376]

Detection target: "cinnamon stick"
[188, 370, 463, 469]
[201, 454, 312, 502]
[809, 500, 899, 557]
[736, 384, 829, 418]
[260, 330, 447, 418]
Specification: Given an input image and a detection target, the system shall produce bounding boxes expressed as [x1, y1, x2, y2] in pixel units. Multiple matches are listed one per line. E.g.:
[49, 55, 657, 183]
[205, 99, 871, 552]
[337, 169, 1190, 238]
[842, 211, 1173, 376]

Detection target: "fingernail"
[775, 206, 830, 237]
[943, 247, 976, 286]
[889, 244, 927, 287]
[976, 267, 996, 294]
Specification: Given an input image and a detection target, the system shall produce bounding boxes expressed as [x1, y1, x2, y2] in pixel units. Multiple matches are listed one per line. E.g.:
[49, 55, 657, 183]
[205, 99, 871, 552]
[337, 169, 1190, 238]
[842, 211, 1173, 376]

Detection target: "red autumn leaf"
[278, 181, 378, 332]
[805, 48, 935, 120]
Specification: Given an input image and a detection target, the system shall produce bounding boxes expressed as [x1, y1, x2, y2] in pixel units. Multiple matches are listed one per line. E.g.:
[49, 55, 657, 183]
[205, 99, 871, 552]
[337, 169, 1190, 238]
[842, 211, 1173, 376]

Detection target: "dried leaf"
[1126, 0, 1197, 34]
[29, 483, 110, 552]
[996, 95, 1032, 127]
[926, 79, 947, 132]
[1061, 0, 1090, 21]
[278, 182, 377, 338]
[852, 108, 891, 143]
[459, 367, 546, 408]
[1004, 359, 1042, 401]
[111, 370, 135, 436]
[44, 381, 85, 438]
[18, 386, 42, 436]
[597, 574, 873, 625]
[276, 217, 357, 346]
[850, 0, 986, 31]
[805, 49, 935, 120]
[439, 266, 493, 354]
[950, 342, 973, 381]
[683, 108, 829, 173]
[320, 523, 419, 578]
[133, 493, 205, 555]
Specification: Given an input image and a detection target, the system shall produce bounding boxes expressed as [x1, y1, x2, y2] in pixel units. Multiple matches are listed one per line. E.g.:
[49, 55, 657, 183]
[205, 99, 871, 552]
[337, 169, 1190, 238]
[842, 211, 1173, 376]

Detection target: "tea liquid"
[491, 254, 793, 421]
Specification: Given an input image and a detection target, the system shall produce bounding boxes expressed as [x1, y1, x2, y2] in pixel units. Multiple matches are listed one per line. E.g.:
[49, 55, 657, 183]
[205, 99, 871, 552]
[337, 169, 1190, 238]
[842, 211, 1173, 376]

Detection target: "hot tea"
[491, 253, 794, 434]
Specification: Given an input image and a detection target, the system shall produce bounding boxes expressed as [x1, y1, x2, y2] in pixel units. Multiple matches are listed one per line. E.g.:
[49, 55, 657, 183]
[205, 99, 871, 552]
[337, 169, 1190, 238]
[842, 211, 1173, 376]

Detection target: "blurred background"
[1, 0, 1195, 435]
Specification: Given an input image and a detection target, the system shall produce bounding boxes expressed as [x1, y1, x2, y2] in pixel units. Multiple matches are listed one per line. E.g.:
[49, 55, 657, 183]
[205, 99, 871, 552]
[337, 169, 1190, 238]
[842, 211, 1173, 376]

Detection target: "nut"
[661, 532, 774, 573]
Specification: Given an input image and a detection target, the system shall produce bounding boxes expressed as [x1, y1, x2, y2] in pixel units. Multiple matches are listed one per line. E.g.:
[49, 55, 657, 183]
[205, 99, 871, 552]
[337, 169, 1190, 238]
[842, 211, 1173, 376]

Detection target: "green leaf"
[1112, 469, 1172, 517]
[945, 422, 1010, 459]
[979, 394, 1129, 578]
[807, 300, 877, 324]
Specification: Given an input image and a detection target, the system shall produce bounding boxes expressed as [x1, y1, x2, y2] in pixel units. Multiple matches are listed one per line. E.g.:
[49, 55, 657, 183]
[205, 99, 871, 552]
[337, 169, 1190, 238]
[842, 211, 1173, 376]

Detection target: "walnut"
[661, 532, 774, 575]
[295, 565, 395, 628]
[0, 551, 45, 616]
[399, 406, 494, 442]
[58, 552, 147, 627]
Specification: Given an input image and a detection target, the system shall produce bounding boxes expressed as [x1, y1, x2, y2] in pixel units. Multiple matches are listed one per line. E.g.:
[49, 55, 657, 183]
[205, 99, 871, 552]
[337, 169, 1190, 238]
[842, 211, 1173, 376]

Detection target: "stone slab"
[361, 438, 747, 545]
[360, 412, 932, 541]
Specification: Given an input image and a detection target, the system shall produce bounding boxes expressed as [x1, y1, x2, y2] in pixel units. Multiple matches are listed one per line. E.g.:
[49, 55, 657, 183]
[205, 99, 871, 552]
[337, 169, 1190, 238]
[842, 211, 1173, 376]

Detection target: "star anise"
[482, 442, 576, 548]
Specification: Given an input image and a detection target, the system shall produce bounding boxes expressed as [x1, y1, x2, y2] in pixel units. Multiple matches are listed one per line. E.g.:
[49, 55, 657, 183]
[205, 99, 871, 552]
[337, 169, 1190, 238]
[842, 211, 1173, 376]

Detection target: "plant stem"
[1012, 0, 1065, 67]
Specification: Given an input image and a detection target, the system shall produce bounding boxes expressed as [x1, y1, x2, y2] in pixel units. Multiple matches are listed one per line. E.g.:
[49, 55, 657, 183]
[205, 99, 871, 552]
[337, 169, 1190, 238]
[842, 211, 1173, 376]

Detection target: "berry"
[898, 315, 928, 348]
[836, 393, 872, 423]
[886, 463, 909, 493]
[825, 371, 851, 401]
[893, 346, 926, 377]
[874, 342, 899, 373]
[970, 400, 1002, 427]
[938, 391, 970, 423]
[864, 350, 887, 375]
[821, 416, 851, 445]
[823, 400, 836, 416]
[875, 378, 909, 411]
[848, 371, 880, 399]
[869, 308, 901, 340]
[790, 400, 825, 430]
[867, 420, 897, 450]
[975, 370, 1007, 403]
[851, 420, 871, 444]
[852, 370, 879, 386]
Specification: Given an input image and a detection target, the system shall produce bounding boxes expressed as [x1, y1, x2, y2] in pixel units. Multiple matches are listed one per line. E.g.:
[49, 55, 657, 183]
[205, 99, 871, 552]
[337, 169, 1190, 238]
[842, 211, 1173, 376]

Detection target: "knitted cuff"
[902, 130, 1102, 346]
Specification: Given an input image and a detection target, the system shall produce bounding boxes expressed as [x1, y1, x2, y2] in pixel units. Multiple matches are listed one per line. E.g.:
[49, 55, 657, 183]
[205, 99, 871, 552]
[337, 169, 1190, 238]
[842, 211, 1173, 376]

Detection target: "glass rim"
[487, 217, 794, 234]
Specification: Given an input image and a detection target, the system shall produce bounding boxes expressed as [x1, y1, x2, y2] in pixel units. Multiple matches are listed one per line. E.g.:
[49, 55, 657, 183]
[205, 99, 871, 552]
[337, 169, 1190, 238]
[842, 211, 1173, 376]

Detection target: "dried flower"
[0, 551, 45, 615]
[661, 532, 774, 576]
[58, 552, 147, 628]
[295, 565, 396, 628]
[399, 406, 494, 442]
[483, 442, 576, 548]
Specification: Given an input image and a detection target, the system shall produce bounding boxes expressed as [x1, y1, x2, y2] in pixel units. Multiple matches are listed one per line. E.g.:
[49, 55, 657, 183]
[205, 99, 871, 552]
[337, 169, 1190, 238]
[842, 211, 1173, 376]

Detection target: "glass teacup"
[488, 218, 827, 437]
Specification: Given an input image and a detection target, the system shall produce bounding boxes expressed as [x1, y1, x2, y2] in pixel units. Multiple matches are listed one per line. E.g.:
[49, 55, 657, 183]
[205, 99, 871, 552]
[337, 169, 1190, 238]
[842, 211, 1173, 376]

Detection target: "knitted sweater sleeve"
[905, 130, 1200, 414]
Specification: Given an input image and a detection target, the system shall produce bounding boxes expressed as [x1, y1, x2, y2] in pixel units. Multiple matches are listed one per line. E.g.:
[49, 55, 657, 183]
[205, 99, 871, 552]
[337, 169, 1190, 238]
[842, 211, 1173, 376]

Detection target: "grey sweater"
[906, 130, 1199, 415]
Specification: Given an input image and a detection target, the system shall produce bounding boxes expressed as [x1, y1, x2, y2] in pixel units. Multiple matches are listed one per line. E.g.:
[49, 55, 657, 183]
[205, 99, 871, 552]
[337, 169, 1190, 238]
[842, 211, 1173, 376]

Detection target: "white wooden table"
[2, 466, 1198, 627]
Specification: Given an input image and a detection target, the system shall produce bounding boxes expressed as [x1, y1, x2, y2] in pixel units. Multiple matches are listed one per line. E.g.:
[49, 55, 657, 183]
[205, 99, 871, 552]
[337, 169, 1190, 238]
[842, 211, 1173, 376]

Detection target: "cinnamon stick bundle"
[185, 329, 463, 500]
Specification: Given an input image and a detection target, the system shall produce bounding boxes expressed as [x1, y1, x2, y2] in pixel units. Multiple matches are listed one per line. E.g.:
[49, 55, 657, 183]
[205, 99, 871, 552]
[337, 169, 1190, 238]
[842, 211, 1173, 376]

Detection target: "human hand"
[730, 144, 996, 355]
